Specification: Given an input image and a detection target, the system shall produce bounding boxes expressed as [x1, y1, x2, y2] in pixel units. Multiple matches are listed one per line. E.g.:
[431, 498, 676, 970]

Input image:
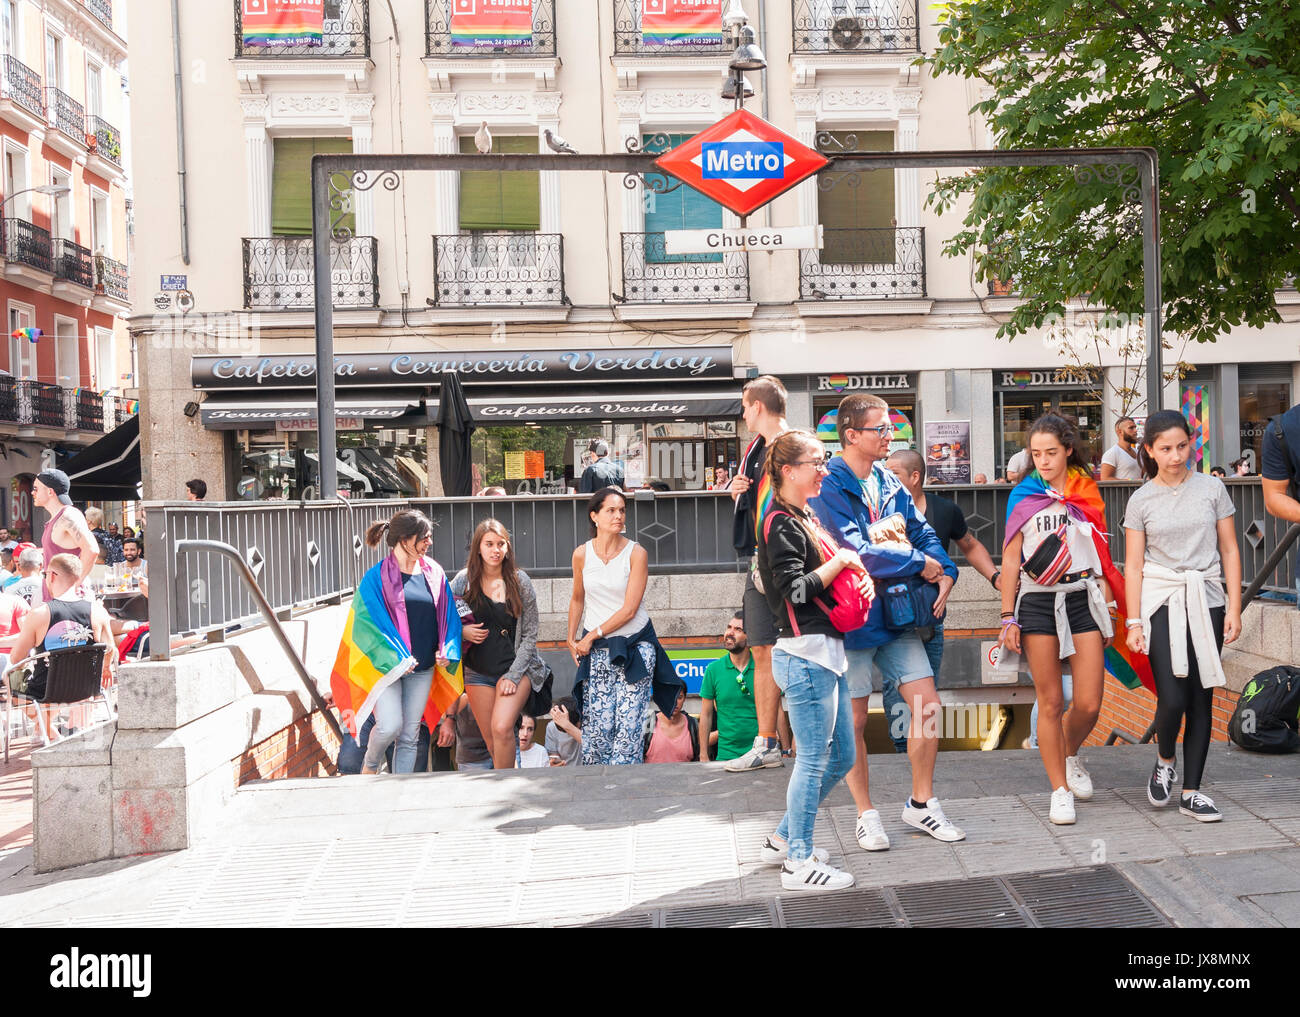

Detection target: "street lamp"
[721, 1, 765, 110]
[0, 184, 71, 215]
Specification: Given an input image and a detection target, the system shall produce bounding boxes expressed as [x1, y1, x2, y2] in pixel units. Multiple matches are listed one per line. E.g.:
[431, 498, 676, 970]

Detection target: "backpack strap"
[763, 509, 836, 632]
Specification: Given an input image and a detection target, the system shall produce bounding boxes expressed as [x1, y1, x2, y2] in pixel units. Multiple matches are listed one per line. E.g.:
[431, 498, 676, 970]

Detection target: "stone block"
[1222, 648, 1277, 694]
[33, 763, 113, 873]
[529, 579, 554, 615]
[1235, 602, 1264, 656]
[1258, 603, 1293, 663]
[651, 609, 737, 639]
[942, 602, 1001, 631]
[947, 566, 998, 604]
[109, 734, 188, 790]
[112, 786, 188, 858]
[641, 575, 671, 612]
[550, 578, 574, 614]
[668, 572, 745, 612]
[539, 615, 569, 642]
[117, 657, 237, 731]
[29, 727, 113, 769]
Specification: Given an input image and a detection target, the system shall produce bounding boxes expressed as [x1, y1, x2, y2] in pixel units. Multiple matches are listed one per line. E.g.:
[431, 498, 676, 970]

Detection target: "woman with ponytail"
[330, 510, 462, 774]
[755, 429, 871, 893]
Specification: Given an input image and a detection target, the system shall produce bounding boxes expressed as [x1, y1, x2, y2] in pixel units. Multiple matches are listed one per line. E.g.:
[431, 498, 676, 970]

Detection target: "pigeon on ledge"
[474, 121, 492, 155]
[544, 128, 577, 155]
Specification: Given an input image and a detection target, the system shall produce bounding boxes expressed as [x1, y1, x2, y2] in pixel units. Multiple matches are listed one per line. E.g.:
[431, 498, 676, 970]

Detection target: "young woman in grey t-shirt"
[1123, 411, 1242, 823]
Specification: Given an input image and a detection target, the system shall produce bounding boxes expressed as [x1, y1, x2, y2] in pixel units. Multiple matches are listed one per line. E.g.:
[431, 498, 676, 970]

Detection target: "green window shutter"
[458, 135, 540, 231]
[643, 133, 723, 263]
[817, 130, 894, 264]
[271, 137, 354, 237]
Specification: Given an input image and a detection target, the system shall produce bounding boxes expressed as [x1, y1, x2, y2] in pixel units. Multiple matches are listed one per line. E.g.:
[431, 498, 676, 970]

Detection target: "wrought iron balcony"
[799, 226, 926, 300]
[234, 0, 370, 57]
[425, 0, 555, 56]
[0, 375, 16, 424]
[110, 395, 136, 427]
[2, 55, 44, 121]
[85, 0, 113, 30]
[432, 232, 565, 307]
[2, 218, 53, 274]
[87, 115, 122, 166]
[620, 232, 749, 303]
[17, 380, 68, 429]
[94, 254, 129, 301]
[44, 86, 86, 146]
[75, 388, 104, 431]
[791, 0, 920, 53]
[613, 0, 728, 55]
[54, 238, 95, 288]
[242, 236, 379, 310]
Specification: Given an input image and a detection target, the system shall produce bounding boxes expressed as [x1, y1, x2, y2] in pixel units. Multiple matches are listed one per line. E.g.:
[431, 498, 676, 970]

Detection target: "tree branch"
[1104, 0, 1212, 104]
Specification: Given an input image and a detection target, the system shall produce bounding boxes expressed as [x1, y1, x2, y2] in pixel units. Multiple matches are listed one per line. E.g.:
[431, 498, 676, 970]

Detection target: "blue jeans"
[362, 667, 434, 774]
[772, 649, 856, 862]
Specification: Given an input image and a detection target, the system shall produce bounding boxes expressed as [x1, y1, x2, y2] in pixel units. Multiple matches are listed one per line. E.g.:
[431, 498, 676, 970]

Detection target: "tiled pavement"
[1, 743, 1299, 927]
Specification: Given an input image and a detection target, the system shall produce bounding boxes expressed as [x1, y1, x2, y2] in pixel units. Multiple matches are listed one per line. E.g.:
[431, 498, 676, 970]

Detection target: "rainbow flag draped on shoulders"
[1005, 468, 1154, 694]
[330, 554, 463, 738]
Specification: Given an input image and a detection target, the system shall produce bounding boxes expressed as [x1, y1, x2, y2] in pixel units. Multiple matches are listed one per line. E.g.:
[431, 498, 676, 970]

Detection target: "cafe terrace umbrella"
[437, 372, 476, 497]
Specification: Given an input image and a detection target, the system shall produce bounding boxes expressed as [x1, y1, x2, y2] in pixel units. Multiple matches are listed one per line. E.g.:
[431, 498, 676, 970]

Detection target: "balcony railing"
[53, 238, 95, 288]
[431, 232, 565, 307]
[85, 0, 113, 30]
[234, 0, 370, 58]
[0, 375, 15, 423]
[620, 232, 749, 303]
[242, 236, 379, 310]
[17, 380, 67, 429]
[613, 0, 728, 55]
[424, 0, 555, 57]
[75, 388, 104, 431]
[800, 226, 925, 300]
[87, 115, 123, 166]
[109, 395, 136, 427]
[1, 55, 44, 120]
[0, 378, 127, 432]
[2, 218, 53, 274]
[791, 0, 921, 52]
[44, 86, 86, 146]
[94, 254, 129, 301]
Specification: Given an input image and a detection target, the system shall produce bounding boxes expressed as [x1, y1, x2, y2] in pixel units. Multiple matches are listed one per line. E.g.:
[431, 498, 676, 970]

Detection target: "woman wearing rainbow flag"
[329, 510, 462, 775]
[998, 414, 1145, 826]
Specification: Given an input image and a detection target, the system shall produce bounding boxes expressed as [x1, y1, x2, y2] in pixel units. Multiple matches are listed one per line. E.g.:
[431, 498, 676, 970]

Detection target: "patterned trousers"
[580, 645, 655, 765]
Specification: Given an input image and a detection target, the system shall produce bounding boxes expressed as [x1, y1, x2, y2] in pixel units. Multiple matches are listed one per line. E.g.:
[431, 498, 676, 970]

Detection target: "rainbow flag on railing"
[10, 327, 40, 344]
[450, 0, 533, 48]
[240, 0, 323, 48]
[641, 0, 723, 47]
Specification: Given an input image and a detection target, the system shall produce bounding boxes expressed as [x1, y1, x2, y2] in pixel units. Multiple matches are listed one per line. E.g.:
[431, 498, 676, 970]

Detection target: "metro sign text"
[702, 142, 785, 178]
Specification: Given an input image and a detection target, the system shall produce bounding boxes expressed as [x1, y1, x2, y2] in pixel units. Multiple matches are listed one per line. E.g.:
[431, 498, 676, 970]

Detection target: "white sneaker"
[723, 736, 784, 773]
[901, 797, 966, 842]
[1049, 786, 1076, 825]
[758, 836, 829, 866]
[1065, 755, 1094, 800]
[855, 809, 890, 852]
[780, 855, 855, 892]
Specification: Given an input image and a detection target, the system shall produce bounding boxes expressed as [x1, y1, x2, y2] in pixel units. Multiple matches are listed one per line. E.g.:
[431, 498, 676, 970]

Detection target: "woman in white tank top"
[568, 487, 654, 764]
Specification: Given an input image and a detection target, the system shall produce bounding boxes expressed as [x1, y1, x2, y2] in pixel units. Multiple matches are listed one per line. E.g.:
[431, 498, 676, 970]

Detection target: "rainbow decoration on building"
[10, 327, 40, 344]
[817, 408, 840, 442]
[1181, 384, 1211, 472]
[641, 0, 722, 46]
[240, 0, 323, 48]
[889, 408, 914, 446]
[1009, 371, 1033, 389]
[825, 374, 850, 393]
[450, 0, 533, 48]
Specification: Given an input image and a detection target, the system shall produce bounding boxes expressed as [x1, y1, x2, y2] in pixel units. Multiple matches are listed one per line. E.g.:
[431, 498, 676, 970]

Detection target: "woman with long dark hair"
[568, 486, 683, 765]
[329, 509, 462, 775]
[1124, 411, 1241, 822]
[757, 429, 870, 892]
[450, 518, 546, 770]
[999, 414, 1129, 825]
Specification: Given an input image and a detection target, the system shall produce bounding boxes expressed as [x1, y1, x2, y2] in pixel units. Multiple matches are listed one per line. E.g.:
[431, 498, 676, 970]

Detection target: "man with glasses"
[699, 611, 758, 763]
[809, 393, 965, 851]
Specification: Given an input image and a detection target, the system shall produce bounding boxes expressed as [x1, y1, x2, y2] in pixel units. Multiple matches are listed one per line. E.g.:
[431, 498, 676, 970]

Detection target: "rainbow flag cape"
[329, 554, 463, 738]
[752, 468, 773, 547]
[241, 0, 324, 48]
[641, 0, 723, 46]
[10, 327, 40, 343]
[1005, 468, 1154, 694]
[450, 0, 533, 48]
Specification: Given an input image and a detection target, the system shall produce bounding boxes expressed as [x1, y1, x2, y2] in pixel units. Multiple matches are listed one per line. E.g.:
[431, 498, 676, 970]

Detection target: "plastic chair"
[3, 643, 111, 762]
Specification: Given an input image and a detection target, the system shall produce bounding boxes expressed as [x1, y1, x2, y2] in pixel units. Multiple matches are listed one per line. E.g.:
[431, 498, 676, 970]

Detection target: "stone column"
[534, 92, 563, 235]
[241, 96, 271, 237]
[425, 425, 444, 497]
[615, 92, 645, 235]
[429, 96, 459, 238]
[895, 87, 922, 229]
[347, 94, 377, 239]
[793, 91, 820, 230]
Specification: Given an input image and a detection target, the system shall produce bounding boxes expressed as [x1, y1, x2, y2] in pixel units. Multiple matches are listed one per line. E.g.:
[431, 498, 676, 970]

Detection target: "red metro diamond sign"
[652, 109, 829, 218]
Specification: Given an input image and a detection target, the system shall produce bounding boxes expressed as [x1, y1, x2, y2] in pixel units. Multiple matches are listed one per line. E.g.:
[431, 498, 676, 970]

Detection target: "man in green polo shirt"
[699, 612, 759, 762]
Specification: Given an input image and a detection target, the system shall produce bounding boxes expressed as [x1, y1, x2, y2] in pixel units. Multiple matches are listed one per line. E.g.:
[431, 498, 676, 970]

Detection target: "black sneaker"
[1179, 791, 1222, 823]
[1147, 759, 1176, 807]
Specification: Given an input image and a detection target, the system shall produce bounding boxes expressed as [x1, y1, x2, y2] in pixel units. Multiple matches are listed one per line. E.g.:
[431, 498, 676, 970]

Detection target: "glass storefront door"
[1239, 380, 1291, 473]
[998, 389, 1104, 473]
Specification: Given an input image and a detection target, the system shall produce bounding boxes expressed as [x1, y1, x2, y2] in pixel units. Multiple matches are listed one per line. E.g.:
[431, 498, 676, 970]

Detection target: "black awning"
[199, 390, 424, 429]
[465, 388, 743, 423]
[60, 415, 141, 501]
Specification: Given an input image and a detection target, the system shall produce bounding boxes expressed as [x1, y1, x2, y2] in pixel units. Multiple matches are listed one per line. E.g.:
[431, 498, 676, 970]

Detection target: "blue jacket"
[809, 456, 957, 649]
[573, 617, 684, 719]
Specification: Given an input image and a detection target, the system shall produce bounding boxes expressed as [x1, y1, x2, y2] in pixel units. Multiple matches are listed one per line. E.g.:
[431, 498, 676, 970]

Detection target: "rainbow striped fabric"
[329, 554, 463, 738]
[641, 0, 722, 46]
[240, 0, 323, 48]
[450, 0, 533, 48]
[1005, 468, 1154, 693]
[10, 327, 40, 343]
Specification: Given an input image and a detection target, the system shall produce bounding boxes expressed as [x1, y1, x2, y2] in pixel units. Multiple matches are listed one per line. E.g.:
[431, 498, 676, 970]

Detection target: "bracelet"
[1125, 618, 1143, 629]
[1001, 618, 1020, 630]
[991, 570, 1001, 588]
[1000, 611, 1016, 619]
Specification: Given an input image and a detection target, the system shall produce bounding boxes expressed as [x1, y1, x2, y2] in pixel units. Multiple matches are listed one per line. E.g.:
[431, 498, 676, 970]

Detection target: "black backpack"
[1228, 666, 1300, 754]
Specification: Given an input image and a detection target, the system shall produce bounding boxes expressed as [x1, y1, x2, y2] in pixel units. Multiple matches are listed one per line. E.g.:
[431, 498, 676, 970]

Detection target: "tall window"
[1, 1, 16, 57]
[817, 129, 895, 264]
[95, 327, 115, 389]
[271, 137, 354, 237]
[54, 317, 78, 387]
[86, 62, 102, 117]
[457, 134, 540, 232]
[91, 191, 111, 255]
[50, 168, 71, 240]
[642, 133, 724, 263]
[44, 30, 62, 89]
[4, 144, 29, 219]
[8, 305, 33, 378]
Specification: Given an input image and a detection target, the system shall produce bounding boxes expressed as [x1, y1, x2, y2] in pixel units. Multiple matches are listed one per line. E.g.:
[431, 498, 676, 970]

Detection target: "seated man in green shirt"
[699, 612, 759, 763]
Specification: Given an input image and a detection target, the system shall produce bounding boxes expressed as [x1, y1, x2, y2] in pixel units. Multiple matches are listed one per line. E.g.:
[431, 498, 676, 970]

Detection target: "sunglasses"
[736, 671, 751, 697]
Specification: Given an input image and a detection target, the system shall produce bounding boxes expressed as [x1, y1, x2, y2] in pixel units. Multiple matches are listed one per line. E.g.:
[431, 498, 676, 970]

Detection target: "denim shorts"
[845, 632, 933, 699]
[1017, 590, 1099, 637]
[464, 669, 503, 688]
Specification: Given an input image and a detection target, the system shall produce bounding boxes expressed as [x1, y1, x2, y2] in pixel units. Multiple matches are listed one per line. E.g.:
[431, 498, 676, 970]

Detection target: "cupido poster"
[923, 419, 972, 485]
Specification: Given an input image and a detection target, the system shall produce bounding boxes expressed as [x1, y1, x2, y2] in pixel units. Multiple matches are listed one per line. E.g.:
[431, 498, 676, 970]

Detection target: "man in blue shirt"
[809, 393, 965, 852]
[577, 440, 625, 494]
[1261, 403, 1300, 597]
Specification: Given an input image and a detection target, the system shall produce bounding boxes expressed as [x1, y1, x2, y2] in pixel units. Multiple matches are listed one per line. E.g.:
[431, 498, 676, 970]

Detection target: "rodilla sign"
[653, 108, 829, 217]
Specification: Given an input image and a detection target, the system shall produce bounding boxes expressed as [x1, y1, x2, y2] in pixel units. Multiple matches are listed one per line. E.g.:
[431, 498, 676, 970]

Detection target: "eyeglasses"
[735, 671, 751, 697]
[849, 423, 893, 439]
[794, 457, 830, 472]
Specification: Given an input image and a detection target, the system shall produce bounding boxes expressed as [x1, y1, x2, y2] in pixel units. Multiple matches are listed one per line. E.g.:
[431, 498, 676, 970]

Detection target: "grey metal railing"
[234, 0, 370, 57]
[2, 55, 44, 120]
[425, 0, 555, 56]
[44, 86, 85, 146]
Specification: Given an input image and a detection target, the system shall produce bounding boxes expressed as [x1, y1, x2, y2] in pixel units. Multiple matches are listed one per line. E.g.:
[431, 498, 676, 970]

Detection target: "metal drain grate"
[663, 902, 776, 928]
[1006, 866, 1170, 928]
[584, 912, 658, 929]
[779, 888, 901, 928]
[892, 875, 1032, 928]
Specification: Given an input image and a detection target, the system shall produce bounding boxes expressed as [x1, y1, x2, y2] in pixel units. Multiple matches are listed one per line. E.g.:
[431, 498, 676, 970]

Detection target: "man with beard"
[698, 612, 758, 763]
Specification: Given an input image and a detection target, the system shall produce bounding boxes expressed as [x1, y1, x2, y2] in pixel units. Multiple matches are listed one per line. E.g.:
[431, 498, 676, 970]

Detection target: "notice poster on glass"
[523, 450, 545, 479]
[504, 451, 526, 480]
[923, 419, 972, 485]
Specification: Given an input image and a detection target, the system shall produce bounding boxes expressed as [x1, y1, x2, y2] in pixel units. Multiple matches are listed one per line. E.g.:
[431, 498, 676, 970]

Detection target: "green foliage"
[922, 0, 1300, 344]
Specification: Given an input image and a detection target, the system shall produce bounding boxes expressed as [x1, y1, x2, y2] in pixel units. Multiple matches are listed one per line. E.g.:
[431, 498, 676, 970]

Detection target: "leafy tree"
[923, 0, 1300, 347]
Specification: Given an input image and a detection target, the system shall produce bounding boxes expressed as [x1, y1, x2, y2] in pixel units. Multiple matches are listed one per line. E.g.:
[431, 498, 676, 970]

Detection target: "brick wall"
[1084, 675, 1240, 748]
[234, 708, 342, 786]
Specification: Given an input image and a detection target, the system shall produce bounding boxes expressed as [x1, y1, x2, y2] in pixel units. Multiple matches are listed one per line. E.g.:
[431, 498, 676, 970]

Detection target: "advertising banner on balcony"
[641, 0, 723, 46]
[450, 0, 533, 48]
[241, 0, 324, 48]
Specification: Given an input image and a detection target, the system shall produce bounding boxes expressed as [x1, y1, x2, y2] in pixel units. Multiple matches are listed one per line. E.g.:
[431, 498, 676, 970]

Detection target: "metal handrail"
[172, 539, 343, 742]
[1241, 523, 1300, 612]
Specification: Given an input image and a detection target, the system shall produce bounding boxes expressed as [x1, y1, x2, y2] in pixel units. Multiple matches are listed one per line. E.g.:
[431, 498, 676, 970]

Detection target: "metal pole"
[1140, 152, 1164, 415]
[1241, 523, 1300, 611]
[170, 0, 190, 264]
[311, 157, 337, 497]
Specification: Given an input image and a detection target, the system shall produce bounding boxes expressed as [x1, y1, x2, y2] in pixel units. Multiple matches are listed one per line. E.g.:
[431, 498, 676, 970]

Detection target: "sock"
[910, 797, 928, 810]
[759, 731, 778, 743]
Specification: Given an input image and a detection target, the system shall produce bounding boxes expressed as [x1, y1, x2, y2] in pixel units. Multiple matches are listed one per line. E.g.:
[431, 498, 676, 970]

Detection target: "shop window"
[814, 398, 916, 457]
[998, 389, 1103, 473]
[1238, 379, 1290, 472]
[271, 137, 355, 237]
[816, 130, 894, 265]
[642, 133, 723, 264]
[457, 134, 540, 232]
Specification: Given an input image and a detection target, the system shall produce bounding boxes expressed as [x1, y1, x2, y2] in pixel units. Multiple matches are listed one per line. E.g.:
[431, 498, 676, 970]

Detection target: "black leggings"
[1147, 604, 1225, 791]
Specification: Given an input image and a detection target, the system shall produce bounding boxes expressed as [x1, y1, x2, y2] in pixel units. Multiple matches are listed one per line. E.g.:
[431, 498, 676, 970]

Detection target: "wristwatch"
[596, 625, 604, 638]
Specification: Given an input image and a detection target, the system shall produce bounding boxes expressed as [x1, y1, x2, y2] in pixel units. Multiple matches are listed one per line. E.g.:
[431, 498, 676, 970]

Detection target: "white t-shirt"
[1019, 503, 1102, 577]
[517, 742, 550, 768]
[1101, 443, 1144, 481]
[1007, 449, 1030, 476]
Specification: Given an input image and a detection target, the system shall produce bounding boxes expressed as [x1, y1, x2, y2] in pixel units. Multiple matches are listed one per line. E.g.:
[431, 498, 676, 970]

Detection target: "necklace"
[591, 538, 622, 564]
[1156, 470, 1190, 493]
